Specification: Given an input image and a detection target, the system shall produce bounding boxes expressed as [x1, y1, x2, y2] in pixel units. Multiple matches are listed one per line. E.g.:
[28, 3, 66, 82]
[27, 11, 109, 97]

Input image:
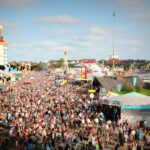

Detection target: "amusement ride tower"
[111, 12, 119, 70]
[63, 51, 69, 70]
[0, 25, 8, 67]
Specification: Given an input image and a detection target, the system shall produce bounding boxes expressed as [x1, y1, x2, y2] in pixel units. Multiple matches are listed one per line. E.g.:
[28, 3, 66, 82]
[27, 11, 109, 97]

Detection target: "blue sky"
[0, 0, 150, 62]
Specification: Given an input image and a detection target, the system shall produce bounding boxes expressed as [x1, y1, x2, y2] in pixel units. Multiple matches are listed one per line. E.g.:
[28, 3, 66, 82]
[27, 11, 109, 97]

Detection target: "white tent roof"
[100, 92, 118, 105]
[107, 91, 119, 96]
[108, 92, 150, 106]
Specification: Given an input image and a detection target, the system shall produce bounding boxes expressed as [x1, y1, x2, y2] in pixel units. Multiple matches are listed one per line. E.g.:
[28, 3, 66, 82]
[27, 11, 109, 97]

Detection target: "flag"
[113, 11, 115, 17]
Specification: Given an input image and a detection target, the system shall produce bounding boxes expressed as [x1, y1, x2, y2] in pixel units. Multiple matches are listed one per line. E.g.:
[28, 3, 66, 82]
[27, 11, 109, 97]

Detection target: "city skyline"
[0, 0, 150, 62]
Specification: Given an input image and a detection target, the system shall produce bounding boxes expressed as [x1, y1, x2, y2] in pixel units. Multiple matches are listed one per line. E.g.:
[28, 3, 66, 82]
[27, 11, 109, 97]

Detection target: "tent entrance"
[102, 104, 121, 122]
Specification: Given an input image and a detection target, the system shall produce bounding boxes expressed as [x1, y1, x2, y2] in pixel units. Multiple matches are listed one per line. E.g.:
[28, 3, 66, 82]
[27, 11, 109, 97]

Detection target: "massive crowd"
[0, 71, 150, 150]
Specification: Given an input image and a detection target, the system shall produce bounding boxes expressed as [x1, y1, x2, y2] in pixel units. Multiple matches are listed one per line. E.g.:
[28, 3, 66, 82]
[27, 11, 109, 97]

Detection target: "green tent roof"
[109, 92, 150, 106]
[121, 92, 147, 97]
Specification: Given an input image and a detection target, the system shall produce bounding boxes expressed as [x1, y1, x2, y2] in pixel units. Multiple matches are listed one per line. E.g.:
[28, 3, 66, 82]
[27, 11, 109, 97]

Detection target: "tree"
[53, 58, 65, 68]
[135, 83, 143, 92]
[122, 84, 133, 92]
[37, 63, 44, 71]
[58, 58, 64, 67]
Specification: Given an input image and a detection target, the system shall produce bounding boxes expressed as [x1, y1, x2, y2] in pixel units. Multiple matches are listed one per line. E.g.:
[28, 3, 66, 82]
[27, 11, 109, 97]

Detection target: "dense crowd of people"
[0, 71, 150, 150]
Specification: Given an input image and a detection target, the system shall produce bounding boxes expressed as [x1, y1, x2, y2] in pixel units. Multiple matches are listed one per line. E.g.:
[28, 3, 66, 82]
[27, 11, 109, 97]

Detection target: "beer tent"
[108, 92, 150, 126]
[108, 92, 150, 106]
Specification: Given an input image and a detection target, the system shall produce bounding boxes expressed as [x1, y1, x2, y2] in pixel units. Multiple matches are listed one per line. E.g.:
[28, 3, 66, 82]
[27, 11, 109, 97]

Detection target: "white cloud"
[72, 39, 93, 47]
[36, 15, 86, 25]
[8, 39, 77, 61]
[0, 0, 33, 7]
[10, 40, 59, 48]
[116, 0, 150, 22]
[77, 34, 104, 43]
[129, 11, 150, 22]
[73, 26, 112, 47]
[9, 42, 32, 48]
[33, 40, 59, 47]
[9, 39, 75, 54]
[116, 0, 142, 7]
[52, 29, 76, 36]
[0, 21, 20, 33]
[117, 39, 143, 47]
[128, 47, 139, 53]
[89, 27, 112, 35]
[8, 25, 148, 61]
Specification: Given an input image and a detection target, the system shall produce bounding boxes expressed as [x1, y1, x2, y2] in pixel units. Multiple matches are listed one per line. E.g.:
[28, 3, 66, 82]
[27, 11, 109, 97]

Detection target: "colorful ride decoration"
[81, 66, 87, 79]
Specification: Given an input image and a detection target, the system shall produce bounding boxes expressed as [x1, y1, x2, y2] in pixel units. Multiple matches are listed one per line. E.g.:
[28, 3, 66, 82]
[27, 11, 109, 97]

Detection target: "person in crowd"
[0, 71, 149, 150]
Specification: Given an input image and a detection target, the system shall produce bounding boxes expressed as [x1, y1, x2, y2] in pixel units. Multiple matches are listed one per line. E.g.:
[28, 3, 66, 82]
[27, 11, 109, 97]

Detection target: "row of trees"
[9, 59, 149, 71]
[122, 83, 143, 92]
[99, 59, 149, 70]
[9, 58, 65, 71]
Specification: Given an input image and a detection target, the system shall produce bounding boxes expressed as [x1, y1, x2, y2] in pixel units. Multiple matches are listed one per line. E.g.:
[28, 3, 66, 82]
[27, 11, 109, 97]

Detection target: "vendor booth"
[108, 92, 150, 126]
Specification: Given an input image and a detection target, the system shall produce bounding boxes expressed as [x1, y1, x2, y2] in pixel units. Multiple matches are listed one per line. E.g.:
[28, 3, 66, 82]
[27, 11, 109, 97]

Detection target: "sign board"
[90, 93, 94, 99]
[88, 89, 96, 93]
[112, 101, 121, 106]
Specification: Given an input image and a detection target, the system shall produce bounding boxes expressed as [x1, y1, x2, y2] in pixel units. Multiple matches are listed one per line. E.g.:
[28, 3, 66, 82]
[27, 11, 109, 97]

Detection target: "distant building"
[73, 59, 110, 79]
[80, 59, 96, 64]
[69, 60, 79, 64]
[146, 62, 150, 71]
[0, 36, 7, 66]
[108, 56, 121, 64]
[19, 61, 31, 70]
[109, 54, 119, 60]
